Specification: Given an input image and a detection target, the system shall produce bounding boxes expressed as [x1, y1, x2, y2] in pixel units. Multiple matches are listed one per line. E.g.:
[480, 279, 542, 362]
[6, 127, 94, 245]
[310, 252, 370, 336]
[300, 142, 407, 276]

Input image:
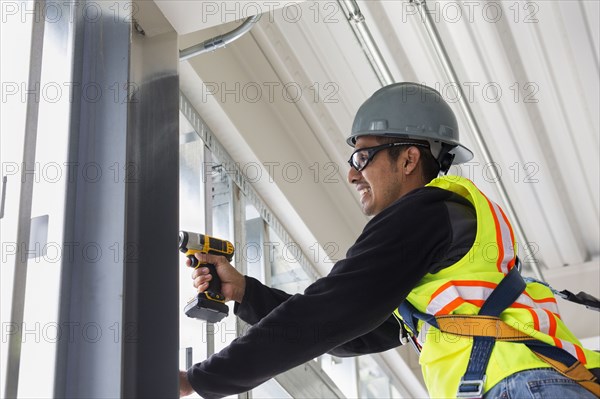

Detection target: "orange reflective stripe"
[436, 297, 465, 316]
[526, 309, 584, 362]
[430, 280, 558, 309]
[555, 336, 564, 348]
[478, 188, 516, 274]
[517, 293, 559, 315]
[508, 257, 516, 269]
[485, 196, 505, 273]
[575, 344, 587, 364]
[528, 308, 540, 331]
[497, 203, 516, 269]
[430, 281, 454, 299]
[428, 284, 493, 315]
[428, 281, 560, 317]
[553, 338, 586, 363]
[536, 297, 559, 304]
[431, 280, 497, 300]
[547, 309, 557, 337]
[491, 201, 516, 274]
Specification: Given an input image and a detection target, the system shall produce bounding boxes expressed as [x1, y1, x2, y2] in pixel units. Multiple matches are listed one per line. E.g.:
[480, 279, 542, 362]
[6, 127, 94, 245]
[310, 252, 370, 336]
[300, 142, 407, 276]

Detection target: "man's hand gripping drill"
[178, 231, 245, 323]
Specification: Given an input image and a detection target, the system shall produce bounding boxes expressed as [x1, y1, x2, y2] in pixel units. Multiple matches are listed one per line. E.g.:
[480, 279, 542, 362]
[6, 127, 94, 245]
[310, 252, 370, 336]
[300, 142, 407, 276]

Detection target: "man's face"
[347, 136, 407, 216]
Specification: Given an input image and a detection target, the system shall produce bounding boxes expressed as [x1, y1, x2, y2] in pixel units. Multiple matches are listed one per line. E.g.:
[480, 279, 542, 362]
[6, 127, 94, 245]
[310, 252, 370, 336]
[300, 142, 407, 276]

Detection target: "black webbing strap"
[456, 266, 526, 398]
[398, 299, 439, 335]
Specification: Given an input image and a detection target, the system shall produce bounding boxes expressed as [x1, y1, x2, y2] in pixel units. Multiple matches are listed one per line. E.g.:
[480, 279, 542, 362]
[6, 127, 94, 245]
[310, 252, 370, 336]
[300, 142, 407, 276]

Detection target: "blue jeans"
[483, 368, 597, 399]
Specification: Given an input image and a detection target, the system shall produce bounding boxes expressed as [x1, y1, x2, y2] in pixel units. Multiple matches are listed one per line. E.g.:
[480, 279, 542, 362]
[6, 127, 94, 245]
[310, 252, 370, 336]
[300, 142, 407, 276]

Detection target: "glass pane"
[210, 158, 237, 355]
[0, 1, 34, 394]
[320, 354, 358, 398]
[244, 204, 265, 282]
[358, 356, 391, 398]
[390, 382, 403, 398]
[179, 132, 208, 369]
[5, 1, 76, 395]
[253, 379, 293, 399]
[267, 226, 311, 294]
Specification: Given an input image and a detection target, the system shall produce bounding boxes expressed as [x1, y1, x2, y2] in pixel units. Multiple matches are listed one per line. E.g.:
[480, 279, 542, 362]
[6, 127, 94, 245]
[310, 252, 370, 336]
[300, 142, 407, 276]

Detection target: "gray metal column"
[55, 1, 179, 397]
[55, 1, 130, 396]
[122, 0, 179, 397]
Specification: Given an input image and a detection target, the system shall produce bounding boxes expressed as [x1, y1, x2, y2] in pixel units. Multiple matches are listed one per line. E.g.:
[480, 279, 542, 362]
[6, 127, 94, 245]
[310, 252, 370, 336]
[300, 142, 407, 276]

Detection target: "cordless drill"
[178, 231, 234, 323]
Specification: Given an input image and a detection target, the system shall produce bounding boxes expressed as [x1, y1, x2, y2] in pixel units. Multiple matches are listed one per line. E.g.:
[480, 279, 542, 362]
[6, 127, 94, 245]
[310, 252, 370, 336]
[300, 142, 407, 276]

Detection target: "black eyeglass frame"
[347, 142, 430, 172]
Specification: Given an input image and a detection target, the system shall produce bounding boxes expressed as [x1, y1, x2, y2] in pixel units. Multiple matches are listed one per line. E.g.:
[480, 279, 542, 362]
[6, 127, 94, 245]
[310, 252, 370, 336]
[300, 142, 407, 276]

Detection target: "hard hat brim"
[447, 143, 474, 165]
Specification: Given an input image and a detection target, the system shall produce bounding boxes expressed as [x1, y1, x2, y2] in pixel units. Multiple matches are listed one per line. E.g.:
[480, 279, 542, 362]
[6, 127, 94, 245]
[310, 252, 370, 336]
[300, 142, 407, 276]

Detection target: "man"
[180, 83, 600, 398]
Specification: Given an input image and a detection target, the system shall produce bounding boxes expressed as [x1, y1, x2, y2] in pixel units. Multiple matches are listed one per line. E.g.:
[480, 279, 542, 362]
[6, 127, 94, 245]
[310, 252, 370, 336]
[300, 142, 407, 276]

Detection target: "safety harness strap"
[398, 264, 600, 398]
[478, 266, 526, 316]
[435, 317, 600, 397]
[534, 353, 600, 397]
[397, 300, 437, 354]
[435, 315, 531, 341]
[456, 266, 526, 398]
[398, 299, 439, 334]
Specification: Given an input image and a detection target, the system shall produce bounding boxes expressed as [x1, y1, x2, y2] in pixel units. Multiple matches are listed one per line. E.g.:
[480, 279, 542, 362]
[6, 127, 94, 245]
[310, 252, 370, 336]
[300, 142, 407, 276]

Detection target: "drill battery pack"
[185, 293, 229, 323]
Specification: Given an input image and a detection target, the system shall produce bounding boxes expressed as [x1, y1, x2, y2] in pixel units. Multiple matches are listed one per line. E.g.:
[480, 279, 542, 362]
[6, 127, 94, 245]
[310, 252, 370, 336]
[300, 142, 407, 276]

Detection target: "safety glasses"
[347, 142, 428, 172]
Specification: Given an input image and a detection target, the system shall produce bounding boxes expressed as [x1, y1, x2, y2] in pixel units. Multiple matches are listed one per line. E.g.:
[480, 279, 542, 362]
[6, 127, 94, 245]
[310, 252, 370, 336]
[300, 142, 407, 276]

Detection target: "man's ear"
[403, 146, 421, 175]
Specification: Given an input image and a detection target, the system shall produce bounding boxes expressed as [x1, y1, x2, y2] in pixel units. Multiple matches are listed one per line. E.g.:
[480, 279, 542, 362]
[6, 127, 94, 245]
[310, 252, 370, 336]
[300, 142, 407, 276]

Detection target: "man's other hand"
[179, 370, 194, 397]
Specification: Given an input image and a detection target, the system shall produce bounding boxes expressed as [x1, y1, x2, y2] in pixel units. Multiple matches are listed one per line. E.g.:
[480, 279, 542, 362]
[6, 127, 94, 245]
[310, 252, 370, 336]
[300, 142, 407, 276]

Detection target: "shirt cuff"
[233, 275, 255, 318]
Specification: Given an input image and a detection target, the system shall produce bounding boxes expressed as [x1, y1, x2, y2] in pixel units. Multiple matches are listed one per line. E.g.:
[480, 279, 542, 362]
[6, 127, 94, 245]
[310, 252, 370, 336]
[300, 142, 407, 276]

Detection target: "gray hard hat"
[347, 82, 473, 169]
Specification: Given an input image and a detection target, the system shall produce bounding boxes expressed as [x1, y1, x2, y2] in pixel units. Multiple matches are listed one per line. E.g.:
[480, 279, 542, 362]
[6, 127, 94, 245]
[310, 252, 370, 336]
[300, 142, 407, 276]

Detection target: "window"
[267, 225, 311, 294]
[179, 129, 208, 377]
[208, 155, 237, 355]
[1, 2, 34, 394]
[244, 204, 266, 283]
[359, 356, 398, 398]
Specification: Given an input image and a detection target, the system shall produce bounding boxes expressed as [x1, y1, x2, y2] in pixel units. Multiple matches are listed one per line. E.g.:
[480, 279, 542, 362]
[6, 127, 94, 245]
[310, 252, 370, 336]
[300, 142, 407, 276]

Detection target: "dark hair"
[378, 137, 440, 182]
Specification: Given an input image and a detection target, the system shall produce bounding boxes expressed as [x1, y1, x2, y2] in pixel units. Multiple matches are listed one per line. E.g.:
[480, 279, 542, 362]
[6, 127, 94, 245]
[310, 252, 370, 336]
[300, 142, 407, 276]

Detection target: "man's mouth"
[358, 186, 371, 198]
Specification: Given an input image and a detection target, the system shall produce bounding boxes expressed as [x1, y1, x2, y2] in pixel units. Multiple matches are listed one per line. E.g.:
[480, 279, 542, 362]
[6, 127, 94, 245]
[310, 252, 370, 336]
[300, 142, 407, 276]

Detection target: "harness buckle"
[456, 376, 486, 398]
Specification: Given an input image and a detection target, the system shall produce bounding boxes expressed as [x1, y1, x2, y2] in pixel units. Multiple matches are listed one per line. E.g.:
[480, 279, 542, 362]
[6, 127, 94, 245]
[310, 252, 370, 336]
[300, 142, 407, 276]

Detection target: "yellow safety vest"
[394, 175, 600, 398]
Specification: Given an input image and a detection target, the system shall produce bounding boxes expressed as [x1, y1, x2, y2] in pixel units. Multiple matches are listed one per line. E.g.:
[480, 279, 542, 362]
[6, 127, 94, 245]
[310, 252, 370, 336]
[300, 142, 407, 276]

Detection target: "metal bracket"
[456, 376, 486, 398]
[185, 347, 193, 369]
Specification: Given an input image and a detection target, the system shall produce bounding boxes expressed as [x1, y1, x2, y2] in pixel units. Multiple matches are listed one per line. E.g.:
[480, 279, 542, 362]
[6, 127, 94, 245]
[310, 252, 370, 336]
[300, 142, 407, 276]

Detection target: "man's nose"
[347, 166, 361, 184]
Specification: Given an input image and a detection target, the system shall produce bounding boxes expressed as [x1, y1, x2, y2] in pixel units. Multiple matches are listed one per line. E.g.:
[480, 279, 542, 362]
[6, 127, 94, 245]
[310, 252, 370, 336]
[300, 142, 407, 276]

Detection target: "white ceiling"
[156, 0, 599, 395]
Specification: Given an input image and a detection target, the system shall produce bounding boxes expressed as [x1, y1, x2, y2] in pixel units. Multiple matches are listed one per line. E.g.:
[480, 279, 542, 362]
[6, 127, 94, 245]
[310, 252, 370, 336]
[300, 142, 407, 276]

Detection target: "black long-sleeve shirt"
[188, 186, 476, 398]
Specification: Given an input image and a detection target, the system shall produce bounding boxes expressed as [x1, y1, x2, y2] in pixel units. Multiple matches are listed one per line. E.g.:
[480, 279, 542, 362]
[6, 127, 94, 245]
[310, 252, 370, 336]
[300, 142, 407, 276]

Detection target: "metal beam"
[55, 1, 130, 396]
[121, 1, 179, 397]
[54, 1, 179, 397]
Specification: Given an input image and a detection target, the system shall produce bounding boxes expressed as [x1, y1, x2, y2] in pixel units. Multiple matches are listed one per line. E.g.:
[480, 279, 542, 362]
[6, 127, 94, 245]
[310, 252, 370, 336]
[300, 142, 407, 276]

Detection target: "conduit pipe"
[180, 14, 261, 61]
[410, 0, 544, 280]
[338, 0, 395, 86]
[338, 0, 544, 279]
